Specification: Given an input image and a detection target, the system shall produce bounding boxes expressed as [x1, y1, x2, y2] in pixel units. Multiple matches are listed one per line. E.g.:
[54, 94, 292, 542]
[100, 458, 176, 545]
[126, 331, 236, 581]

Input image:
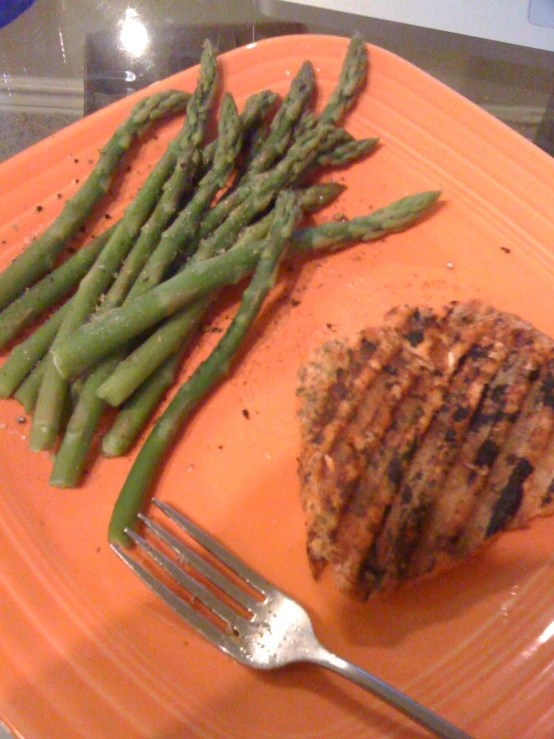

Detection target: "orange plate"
[1, 35, 554, 739]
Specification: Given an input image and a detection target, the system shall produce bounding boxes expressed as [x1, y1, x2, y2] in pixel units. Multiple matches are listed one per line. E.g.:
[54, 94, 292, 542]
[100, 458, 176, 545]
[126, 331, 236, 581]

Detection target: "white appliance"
[257, 0, 554, 53]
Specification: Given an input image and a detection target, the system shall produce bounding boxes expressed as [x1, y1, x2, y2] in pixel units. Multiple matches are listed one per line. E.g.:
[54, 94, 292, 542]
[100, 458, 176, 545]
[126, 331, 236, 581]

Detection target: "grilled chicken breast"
[297, 301, 554, 599]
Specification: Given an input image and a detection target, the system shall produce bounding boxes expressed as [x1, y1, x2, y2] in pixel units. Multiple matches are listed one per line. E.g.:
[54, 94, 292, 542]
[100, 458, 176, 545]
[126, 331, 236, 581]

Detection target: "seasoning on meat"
[296, 301, 554, 599]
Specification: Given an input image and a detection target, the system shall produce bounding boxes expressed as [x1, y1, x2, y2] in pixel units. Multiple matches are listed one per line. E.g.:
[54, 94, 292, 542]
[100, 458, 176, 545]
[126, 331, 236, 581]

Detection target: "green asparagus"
[40, 44, 219, 473]
[90, 41, 219, 310]
[0, 225, 115, 350]
[130, 91, 241, 295]
[48, 90, 238, 486]
[0, 90, 190, 312]
[13, 358, 47, 414]
[97, 183, 346, 408]
[244, 61, 315, 177]
[313, 136, 378, 169]
[201, 89, 278, 170]
[53, 191, 440, 381]
[28, 44, 219, 452]
[100, 343, 189, 458]
[319, 34, 368, 125]
[193, 123, 337, 260]
[0, 301, 69, 398]
[108, 190, 301, 547]
[49, 357, 120, 487]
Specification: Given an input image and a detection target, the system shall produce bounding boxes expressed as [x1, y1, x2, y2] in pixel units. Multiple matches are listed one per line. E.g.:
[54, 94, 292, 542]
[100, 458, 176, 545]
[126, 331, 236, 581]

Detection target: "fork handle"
[309, 647, 474, 739]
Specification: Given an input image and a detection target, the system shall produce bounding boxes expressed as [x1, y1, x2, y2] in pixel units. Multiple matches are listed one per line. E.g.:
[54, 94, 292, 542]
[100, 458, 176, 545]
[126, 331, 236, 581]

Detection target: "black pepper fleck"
[242, 409, 250, 420]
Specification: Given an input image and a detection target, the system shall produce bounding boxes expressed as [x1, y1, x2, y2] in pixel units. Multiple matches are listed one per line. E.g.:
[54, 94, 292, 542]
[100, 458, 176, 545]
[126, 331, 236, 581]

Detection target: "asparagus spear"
[13, 358, 47, 414]
[98, 297, 211, 409]
[318, 34, 368, 125]
[92, 41, 219, 309]
[108, 190, 301, 547]
[129, 91, 242, 295]
[201, 89, 278, 170]
[97, 183, 346, 409]
[0, 225, 115, 350]
[58, 182, 345, 401]
[29, 45, 219, 452]
[243, 61, 315, 177]
[313, 136, 378, 169]
[53, 191, 440, 382]
[48, 92, 241, 487]
[289, 190, 441, 249]
[100, 340, 191, 458]
[0, 302, 69, 398]
[0, 89, 191, 313]
[48, 357, 119, 487]
[193, 123, 338, 260]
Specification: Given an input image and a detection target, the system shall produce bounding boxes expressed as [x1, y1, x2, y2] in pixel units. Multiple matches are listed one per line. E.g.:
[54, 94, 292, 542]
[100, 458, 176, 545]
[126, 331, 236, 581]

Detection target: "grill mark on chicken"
[364, 316, 516, 593]
[305, 344, 414, 568]
[297, 301, 554, 599]
[328, 303, 504, 595]
[332, 368, 445, 597]
[298, 306, 432, 571]
[460, 352, 554, 550]
[409, 331, 548, 578]
[516, 428, 554, 521]
[329, 303, 488, 596]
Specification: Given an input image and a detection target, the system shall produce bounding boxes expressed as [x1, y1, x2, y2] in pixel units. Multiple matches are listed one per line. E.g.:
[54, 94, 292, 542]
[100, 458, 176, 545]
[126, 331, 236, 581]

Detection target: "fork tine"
[138, 512, 260, 614]
[123, 527, 248, 632]
[153, 499, 273, 596]
[110, 541, 240, 655]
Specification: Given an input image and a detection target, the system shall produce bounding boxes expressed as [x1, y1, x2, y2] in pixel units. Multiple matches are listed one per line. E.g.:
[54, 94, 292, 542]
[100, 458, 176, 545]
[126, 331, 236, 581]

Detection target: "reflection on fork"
[111, 498, 474, 739]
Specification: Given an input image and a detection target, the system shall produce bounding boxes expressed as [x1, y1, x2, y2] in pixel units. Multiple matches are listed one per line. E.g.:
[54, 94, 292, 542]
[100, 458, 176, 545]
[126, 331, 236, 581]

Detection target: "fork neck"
[308, 647, 473, 739]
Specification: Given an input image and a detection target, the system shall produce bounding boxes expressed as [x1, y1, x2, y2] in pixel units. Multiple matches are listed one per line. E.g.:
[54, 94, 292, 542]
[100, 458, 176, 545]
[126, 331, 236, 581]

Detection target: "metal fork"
[111, 499, 474, 739]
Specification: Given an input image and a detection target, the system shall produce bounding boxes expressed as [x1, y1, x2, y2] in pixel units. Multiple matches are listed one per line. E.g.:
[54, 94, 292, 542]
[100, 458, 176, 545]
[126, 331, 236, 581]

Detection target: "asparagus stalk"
[48, 91, 240, 487]
[194, 75, 326, 239]
[13, 358, 47, 414]
[201, 89, 278, 170]
[48, 357, 120, 487]
[193, 123, 337, 260]
[100, 341, 189, 458]
[318, 34, 368, 125]
[42, 48, 220, 469]
[0, 89, 190, 312]
[129, 91, 242, 295]
[243, 61, 315, 177]
[108, 190, 301, 547]
[28, 45, 219, 452]
[53, 191, 440, 382]
[289, 190, 441, 249]
[53, 184, 341, 394]
[0, 301, 69, 398]
[0, 225, 115, 350]
[98, 297, 211, 408]
[91, 41, 219, 310]
[97, 183, 346, 408]
[313, 136, 378, 169]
